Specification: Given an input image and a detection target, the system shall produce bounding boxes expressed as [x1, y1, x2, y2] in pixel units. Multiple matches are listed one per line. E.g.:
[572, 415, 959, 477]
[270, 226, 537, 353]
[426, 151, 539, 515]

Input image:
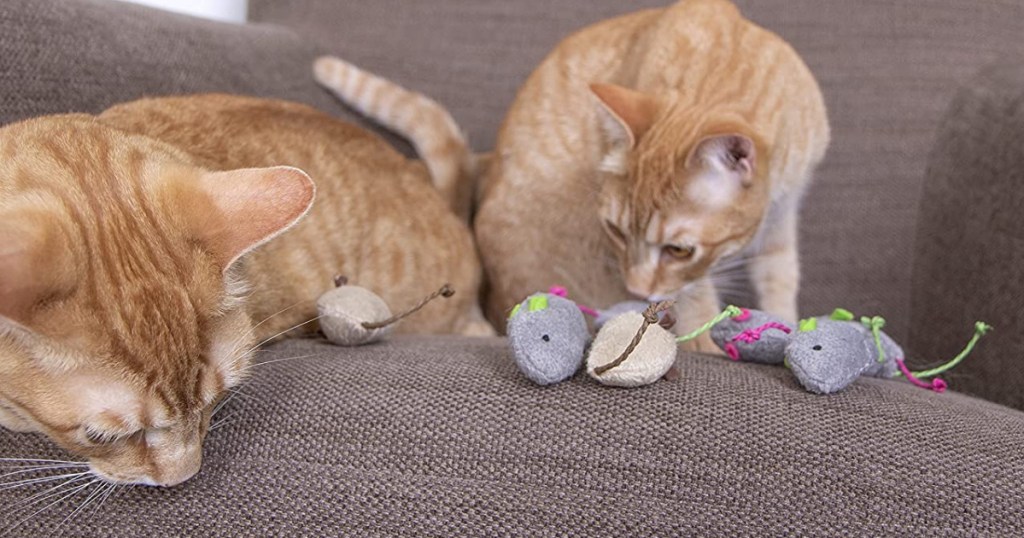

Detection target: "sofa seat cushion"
[2, 336, 1023, 536]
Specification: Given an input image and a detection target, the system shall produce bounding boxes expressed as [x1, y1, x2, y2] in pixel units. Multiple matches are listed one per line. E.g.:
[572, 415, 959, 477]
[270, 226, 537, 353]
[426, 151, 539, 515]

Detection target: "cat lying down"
[0, 61, 491, 486]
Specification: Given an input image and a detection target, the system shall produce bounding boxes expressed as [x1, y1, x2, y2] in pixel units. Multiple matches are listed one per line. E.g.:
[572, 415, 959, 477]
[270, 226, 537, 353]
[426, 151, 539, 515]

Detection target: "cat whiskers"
[224, 314, 324, 380]
[211, 387, 251, 419]
[0, 463, 118, 535]
[249, 353, 319, 369]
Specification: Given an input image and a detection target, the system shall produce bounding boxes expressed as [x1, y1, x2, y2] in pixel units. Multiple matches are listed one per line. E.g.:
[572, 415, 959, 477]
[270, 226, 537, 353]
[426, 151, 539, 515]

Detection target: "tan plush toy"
[316, 276, 454, 346]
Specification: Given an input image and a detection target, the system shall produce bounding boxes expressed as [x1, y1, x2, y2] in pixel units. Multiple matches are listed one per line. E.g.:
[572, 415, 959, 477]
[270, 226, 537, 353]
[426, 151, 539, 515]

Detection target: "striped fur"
[475, 0, 830, 351]
[0, 94, 491, 487]
[313, 56, 477, 221]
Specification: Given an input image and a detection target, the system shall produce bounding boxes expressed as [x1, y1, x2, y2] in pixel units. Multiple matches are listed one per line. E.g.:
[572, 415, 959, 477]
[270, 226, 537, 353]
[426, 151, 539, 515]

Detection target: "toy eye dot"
[541, 334, 551, 342]
[812, 345, 822, 351]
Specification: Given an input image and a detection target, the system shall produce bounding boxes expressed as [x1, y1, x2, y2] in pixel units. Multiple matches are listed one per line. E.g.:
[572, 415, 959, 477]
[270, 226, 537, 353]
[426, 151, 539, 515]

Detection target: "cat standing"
[475, 0, 830, 350]
[0, 62, 489, 487]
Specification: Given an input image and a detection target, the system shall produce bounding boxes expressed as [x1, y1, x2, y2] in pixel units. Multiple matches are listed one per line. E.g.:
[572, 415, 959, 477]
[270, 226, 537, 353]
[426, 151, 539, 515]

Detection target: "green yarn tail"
[676, 305, 743, 343]
[897, 322, 993, 379]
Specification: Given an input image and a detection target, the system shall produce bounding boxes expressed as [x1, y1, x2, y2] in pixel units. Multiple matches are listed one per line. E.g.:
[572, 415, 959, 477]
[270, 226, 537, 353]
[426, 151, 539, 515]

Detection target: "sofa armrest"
[909, 59, 1024, 410]
[0, 0, 411, 152]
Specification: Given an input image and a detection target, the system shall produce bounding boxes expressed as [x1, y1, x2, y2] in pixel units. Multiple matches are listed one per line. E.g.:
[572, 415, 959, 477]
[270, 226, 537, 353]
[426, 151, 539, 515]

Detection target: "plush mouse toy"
[586, 303, 741, 387]
[507, 286, 741, 388]
[710, 307, 992, 394]
[317, 275, 455, 346]
[506, 290, 592, 385]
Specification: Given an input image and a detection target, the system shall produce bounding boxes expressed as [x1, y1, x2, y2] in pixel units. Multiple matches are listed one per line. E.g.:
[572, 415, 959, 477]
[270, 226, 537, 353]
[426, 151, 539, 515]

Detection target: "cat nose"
[156, 445, 202, 487]
[158, 459, 200, 487]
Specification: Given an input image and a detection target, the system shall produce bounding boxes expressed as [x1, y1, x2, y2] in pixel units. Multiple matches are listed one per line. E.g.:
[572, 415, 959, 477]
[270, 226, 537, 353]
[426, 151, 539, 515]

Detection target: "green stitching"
[508, 303, 521, 319]
[675, 305, 743, 343]
[830, 308, 855, 321]
[860, 316, 886, 363]
[527, 295, 549, 312]
[798, 318, 817, 332]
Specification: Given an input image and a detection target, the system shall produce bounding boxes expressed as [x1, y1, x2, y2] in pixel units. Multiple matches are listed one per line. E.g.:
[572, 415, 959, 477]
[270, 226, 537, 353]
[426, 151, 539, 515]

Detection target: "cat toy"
[317, 275, 455, 346]
[507, 286, 738, 387]
[709, 307, 992, 394]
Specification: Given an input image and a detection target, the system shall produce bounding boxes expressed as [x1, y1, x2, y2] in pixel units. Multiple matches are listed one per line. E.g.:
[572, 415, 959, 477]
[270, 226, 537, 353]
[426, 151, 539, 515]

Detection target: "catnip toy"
[317, 275, 455, 346]
[507, 286, 734, 387]
[507, 290, 591, 385]
[587, 304, 742, 387]
[710, 306, 992, 394]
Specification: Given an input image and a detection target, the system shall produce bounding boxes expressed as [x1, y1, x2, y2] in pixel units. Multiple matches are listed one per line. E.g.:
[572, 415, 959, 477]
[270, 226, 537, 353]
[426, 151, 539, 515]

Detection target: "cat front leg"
[675, 278, 722, 354]
[750, 199, 800, 323]
[0, 401, 36, 432]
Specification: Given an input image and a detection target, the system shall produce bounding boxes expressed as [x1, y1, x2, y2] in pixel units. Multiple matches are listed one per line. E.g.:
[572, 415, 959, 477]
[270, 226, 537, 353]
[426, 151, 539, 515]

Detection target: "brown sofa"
[1, 0, 1023, 536]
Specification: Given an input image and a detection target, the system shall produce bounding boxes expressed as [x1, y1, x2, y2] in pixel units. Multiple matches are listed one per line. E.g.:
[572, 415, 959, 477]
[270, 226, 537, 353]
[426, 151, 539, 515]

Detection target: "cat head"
[0, 116, 315, 486]
[590, 83, 771, 300]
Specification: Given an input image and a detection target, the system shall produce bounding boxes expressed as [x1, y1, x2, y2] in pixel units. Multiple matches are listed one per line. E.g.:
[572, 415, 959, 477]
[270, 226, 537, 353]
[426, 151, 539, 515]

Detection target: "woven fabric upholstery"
[3, 337, 1023, 536]
[909, 60, 1024, 411]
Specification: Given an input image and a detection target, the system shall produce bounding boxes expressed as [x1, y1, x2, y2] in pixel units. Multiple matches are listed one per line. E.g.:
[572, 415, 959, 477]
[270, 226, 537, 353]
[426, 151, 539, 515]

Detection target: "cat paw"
[458, 318, 497, 337]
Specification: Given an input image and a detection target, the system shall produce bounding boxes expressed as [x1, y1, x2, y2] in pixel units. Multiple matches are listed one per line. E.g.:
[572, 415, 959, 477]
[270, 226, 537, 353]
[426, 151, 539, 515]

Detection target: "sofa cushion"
[910, 60, 1024, 411]
[3, 337, 1023, 536]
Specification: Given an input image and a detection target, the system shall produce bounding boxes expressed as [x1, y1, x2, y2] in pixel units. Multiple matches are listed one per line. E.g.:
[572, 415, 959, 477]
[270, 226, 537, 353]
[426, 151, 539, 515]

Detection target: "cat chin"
[88, 465, 158, 487]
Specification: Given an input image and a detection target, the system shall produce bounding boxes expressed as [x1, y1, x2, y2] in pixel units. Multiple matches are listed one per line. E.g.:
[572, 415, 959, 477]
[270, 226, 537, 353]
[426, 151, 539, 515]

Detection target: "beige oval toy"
[587, 302, 678, 387]
[317, 276, 455, 346]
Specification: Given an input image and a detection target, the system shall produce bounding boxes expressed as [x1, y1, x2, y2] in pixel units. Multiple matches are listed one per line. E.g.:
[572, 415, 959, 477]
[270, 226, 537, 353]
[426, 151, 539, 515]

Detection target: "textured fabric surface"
[251, 0, 1024, 343]
[2, 337, 1023, 536]
[909, 60, 1024, 411]
[0, 0, 411, 150]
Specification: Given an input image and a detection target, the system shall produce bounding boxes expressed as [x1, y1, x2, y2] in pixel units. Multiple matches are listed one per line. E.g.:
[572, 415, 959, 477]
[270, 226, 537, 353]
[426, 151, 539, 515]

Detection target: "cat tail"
[313, 55, 478, 221]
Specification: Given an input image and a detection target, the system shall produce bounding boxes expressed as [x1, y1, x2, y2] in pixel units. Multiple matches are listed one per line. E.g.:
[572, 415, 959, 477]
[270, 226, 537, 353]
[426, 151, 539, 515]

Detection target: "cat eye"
[603, 220, 627, 244]
[82, 427, 140, 445]
[662, 244, 696, 261]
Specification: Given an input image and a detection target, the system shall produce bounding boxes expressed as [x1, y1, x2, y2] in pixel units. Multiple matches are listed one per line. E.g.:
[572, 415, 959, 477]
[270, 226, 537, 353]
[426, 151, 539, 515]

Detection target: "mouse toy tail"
[894, 321, 993, 382]
[548, 286, 600, 317]
[675, 305, 744, 344]
[361, 284, 456, 330]
[895, 359, 948, 392]
[594, 301, 674, 376]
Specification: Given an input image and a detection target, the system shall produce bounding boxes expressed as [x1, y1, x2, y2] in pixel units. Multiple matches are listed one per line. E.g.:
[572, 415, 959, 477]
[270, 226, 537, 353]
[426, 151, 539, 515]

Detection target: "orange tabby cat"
[0, 75, 490, 486]
[475, 0, 829, 350]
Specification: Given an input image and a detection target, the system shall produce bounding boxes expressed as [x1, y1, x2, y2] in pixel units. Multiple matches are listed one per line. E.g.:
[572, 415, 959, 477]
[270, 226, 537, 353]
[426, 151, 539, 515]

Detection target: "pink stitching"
[733, 308, 752, 322]
[724, 342, 741, 361]
[896, 358, 947, 393]
[731, 322, 792, 344]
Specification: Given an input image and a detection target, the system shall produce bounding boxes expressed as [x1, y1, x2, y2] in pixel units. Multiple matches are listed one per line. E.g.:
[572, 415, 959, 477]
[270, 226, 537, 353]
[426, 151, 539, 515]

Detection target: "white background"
[115, 0, 248, 23]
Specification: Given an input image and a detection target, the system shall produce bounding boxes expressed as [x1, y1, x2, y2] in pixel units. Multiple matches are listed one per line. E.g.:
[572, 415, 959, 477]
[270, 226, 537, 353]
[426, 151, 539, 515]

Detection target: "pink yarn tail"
[732, 308, 752, 321]
[896, 358, 947, 393]
[578, 305, 600, 318]
[548, 286, 599, 318]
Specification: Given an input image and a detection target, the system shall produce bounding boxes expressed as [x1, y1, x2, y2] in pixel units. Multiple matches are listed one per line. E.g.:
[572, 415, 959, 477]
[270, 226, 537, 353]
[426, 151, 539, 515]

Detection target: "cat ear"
[590, 83, 660, 148]
[685, 134, 756, 187]
[189, 166, 316, 271]
[0, 214, 73, 325]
